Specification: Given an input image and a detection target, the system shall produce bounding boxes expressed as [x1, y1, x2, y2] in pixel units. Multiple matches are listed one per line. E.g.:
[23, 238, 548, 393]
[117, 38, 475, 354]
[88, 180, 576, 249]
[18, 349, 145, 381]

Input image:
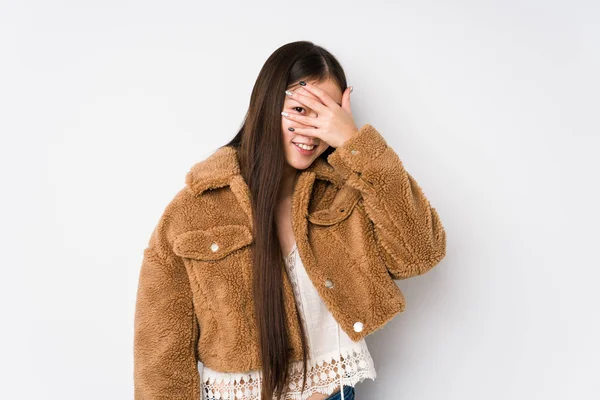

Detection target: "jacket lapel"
[290, 169, 318, 276]
[185, 145, 342, 232]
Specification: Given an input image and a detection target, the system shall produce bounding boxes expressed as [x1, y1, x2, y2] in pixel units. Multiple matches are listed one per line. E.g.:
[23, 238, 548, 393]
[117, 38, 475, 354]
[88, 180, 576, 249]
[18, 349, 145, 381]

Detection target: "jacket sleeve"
[327, 123, 447, 280]
[133, 216, 201, 399]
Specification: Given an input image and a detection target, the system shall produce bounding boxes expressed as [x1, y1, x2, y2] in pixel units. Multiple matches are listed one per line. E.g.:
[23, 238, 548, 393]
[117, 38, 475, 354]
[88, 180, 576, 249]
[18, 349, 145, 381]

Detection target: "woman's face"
[281, 78, 343, 170]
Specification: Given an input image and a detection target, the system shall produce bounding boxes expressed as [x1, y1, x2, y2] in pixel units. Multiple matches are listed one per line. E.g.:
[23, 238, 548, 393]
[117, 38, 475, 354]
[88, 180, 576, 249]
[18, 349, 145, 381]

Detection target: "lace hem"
[201, 343, 376, 400]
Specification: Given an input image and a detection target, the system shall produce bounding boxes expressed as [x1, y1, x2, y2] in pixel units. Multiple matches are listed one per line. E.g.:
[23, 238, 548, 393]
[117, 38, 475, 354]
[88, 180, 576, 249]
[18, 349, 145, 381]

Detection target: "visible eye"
[293, 106, 306, 114]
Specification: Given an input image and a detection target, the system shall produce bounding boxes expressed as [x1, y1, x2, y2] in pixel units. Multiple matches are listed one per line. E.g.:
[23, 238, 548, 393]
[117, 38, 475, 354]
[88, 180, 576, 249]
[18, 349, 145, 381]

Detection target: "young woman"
[133, 41, 446, 400]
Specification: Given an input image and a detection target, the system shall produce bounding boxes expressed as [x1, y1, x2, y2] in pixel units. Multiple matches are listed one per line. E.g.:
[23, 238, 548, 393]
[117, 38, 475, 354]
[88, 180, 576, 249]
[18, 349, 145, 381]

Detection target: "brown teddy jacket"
[133, 123, 447, 399]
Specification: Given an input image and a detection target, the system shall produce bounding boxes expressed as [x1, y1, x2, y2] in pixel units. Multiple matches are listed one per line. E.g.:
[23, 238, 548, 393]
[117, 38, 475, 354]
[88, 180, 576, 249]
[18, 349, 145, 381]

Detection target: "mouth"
[293, 142, 317, 151]
[292, 142, 317, 155]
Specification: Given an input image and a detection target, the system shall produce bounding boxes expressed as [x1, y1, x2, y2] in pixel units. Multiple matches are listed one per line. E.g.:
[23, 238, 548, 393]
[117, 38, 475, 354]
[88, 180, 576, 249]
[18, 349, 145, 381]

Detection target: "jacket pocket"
[308, 185, 362, 226]
[173, 224, 253, 261]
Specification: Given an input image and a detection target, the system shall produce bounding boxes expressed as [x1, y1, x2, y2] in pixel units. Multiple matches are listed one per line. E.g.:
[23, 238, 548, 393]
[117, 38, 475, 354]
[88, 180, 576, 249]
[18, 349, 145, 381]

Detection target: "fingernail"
[288, 127, 295, 131]
[281, 111, 289, 117]
[299, 81, 306, 86]
[350, 86, 353, 93]
[285, 90, 293, 96]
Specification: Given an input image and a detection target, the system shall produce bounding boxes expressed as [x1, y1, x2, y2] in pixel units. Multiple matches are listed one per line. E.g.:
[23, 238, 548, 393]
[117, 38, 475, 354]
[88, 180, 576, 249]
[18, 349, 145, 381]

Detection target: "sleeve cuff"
[326, 123, 389, 180]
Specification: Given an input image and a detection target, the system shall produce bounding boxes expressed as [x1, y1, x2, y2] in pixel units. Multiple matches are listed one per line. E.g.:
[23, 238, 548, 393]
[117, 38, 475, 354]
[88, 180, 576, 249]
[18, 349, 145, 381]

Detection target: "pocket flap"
[173, 225, 253, 261]
[308, 186, 362, 226]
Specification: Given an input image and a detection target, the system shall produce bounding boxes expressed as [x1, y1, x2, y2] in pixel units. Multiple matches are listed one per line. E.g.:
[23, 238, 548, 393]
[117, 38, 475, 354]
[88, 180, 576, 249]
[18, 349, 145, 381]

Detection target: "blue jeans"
[325, 385, 355, 400]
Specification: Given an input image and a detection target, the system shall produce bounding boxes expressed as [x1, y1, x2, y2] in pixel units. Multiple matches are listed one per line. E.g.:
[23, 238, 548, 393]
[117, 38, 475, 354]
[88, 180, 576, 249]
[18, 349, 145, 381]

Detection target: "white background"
[1, 1, 598, 399]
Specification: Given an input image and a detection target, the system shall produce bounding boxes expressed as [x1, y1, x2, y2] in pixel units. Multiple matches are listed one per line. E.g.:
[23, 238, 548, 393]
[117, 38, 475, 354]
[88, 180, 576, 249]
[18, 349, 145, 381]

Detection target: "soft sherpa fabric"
[133, 123, 447, 399]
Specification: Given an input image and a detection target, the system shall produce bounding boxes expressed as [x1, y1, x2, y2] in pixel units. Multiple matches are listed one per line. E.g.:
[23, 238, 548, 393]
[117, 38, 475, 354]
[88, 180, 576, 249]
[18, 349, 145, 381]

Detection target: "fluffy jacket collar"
[185, 145, 343, 196]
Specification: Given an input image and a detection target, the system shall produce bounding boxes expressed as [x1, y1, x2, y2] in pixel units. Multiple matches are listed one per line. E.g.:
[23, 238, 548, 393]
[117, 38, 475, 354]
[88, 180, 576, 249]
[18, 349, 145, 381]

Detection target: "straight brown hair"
[222, 41, 349, 399]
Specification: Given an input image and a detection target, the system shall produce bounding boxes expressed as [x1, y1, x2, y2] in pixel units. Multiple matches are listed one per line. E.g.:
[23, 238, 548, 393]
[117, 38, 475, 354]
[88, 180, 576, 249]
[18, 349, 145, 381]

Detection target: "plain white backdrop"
[1, 0, 598, 399]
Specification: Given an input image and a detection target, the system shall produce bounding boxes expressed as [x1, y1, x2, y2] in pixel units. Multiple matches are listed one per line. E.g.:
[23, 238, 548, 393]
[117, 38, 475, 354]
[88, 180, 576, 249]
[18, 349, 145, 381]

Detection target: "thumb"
[341, 86, 353, 113]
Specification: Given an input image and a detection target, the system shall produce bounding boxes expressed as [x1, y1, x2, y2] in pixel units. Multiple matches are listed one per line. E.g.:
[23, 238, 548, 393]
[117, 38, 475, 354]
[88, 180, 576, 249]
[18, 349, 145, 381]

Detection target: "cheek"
[316, 143, 330, 156]
[281, 122, 294, 142]
[281, 115, 294, 135]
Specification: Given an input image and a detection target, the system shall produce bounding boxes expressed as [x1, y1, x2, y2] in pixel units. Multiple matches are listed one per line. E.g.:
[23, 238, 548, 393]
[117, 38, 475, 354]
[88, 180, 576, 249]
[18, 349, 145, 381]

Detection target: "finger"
[281, 109, 321, 128]
[296, 87, 326, 107]
[289, 117, 316, 130]
[287, 125, 320, 138]
[298, 81, 339, 109]
[286, 90, 327, 117]
[341, 86, 352, 114]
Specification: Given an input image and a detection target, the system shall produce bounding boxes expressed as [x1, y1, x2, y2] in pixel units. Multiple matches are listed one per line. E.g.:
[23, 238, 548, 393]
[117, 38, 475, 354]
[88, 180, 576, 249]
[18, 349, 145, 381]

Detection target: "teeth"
[295, 143, 315, 150]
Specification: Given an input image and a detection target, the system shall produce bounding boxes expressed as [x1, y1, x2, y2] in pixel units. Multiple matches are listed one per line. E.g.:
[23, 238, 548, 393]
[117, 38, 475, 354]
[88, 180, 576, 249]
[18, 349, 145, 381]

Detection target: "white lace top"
[199, 242, 377, 400]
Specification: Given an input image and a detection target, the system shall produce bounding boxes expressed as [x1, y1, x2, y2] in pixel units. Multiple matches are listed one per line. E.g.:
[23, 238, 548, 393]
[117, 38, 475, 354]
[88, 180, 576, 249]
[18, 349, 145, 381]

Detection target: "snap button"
[353, 321, 364, 332]
[324, 279, 334, 288]
[350, 149, 359, 155]
[210, 242, 219, 252]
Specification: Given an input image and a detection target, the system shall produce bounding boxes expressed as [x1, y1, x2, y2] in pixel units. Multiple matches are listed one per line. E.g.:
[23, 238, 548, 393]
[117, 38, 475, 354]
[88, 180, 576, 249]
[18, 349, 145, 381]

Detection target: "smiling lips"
[293, 142, 317, 155]
[293, 142, 316, 150]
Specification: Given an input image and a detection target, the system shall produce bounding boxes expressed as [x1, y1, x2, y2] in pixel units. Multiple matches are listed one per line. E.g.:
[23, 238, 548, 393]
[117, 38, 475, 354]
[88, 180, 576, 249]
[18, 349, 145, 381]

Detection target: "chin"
[288, 158, 315, 170]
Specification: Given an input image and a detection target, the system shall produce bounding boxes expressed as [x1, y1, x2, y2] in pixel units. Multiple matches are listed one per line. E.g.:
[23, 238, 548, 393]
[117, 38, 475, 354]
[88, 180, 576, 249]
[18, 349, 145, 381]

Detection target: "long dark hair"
[222, 41, 349, 399]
